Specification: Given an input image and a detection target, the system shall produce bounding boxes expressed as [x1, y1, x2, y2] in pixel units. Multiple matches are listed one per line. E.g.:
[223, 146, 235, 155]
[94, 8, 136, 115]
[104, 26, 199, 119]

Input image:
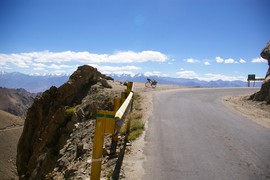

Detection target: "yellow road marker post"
[110, 98, 121, 154]
[90, 82, 134, 180]
[90, 110, 115, 180]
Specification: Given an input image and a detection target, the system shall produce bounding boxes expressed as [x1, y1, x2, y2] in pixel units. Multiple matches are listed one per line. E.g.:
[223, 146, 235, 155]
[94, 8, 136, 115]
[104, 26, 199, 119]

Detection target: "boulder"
[250, 41, 270, 104]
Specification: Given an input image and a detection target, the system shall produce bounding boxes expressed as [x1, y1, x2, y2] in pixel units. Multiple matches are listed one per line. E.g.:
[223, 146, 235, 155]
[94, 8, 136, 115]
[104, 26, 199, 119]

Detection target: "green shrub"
[64, 106, 76, 120]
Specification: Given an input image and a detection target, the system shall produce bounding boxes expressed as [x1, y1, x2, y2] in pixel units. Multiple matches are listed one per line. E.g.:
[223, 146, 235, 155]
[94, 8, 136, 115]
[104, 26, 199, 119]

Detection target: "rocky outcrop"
[16, 65, 114, 179]
[249, 41, 270, 104]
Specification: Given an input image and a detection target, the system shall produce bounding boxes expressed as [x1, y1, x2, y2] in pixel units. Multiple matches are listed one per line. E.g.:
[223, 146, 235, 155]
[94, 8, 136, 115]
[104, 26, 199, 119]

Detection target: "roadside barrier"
[90, 82, 134, 180]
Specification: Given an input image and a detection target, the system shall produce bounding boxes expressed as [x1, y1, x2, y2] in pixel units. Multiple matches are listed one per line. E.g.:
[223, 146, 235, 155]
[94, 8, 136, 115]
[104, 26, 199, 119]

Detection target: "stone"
[83, 143, 90, 151]
[250, 41, 270, 104]
[64, 168, 77, 179]
[99, 78, 112, 88]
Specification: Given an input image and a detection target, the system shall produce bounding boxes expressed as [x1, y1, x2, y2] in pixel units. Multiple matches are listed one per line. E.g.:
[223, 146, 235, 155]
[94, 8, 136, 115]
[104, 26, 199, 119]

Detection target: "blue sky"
[0, 0, 269, 81]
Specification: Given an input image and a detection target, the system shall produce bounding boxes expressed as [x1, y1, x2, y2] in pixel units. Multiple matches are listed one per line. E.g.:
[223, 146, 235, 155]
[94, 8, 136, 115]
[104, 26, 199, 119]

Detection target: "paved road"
[143, 88, 270, 180]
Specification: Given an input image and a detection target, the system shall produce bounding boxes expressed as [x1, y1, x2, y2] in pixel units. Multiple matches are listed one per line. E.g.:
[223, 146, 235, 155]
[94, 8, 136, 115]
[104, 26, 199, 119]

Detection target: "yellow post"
[111, 98, 121, 154]
[91, 110, 115, 179]
[113, 98, 121, 113]
[120, 92, 127, 105]
[126, 82, 134, 111]
[126, 82, 133, 93]
[90, 111, 105, 180]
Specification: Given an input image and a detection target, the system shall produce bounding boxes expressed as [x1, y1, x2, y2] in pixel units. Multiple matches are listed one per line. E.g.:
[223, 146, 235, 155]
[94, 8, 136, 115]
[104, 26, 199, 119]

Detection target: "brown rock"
[16, 65, 111, 179]
[250, 41, 270, 104]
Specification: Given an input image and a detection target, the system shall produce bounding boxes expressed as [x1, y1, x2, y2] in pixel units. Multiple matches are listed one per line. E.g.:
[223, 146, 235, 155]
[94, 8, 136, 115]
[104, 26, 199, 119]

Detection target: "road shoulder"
[223, 95, 270, 130]
[121, 91, 152, 179]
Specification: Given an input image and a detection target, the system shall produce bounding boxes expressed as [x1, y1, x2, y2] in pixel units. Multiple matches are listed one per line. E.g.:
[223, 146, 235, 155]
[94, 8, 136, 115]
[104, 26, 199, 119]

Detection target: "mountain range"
[0, 72, 260, 93]
[109, 73, 259, 88]
[0, 72, 69, 93]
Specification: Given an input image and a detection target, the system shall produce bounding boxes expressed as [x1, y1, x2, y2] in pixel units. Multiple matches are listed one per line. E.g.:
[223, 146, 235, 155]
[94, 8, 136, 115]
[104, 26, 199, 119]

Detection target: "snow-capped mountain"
[0, 72, 260, 93]
[109, 73, 259, 88]
[0, 72, 69, 93]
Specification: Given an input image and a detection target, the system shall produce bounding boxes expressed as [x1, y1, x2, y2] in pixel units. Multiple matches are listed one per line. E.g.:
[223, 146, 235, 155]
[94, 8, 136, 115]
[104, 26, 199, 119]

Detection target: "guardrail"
[90, 82, 134, 180]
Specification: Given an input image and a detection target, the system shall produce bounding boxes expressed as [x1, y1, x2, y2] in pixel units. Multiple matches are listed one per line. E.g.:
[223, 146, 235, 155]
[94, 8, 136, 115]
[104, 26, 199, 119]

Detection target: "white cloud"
[33, 63, 47, 68]
[184, 58, 199, 63]
[0, 60, 6, 66]
[215, 57, 224, 63]
[144, 71, 163, 77]
[108, 51, 167, 63]
[34, 67, 45, 71]
[215, 57, 237, 64]
[85, 64, 141, 76]
[224, 58, 236, 64]
[199, 73, 246, 81]
[239, 58, 246, 63]
[176, 70, 246, 81]
[10, 59, 30, 68]
[251, 57, 267, 63]
[204, 61, 210, 65]
[48, 64, 73, 69]
[32, 63, 74, 71]
[176, 70, 197, 79]
[0, 50, 167, 67]
[88, 64, 140, 71]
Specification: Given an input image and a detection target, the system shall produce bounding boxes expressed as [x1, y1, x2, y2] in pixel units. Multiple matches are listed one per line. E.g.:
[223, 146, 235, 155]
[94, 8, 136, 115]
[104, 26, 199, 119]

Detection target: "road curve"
[143, 88, 270, 180]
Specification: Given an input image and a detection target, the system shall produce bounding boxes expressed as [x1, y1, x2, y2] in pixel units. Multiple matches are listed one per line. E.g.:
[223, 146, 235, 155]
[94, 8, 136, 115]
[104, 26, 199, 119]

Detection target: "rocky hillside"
[249, 41, 270, 104]
[16, 65, 124, 179]
[0, 88, 34, 179]
[0, 87, 36, 119]
[0, 109, 23, 179]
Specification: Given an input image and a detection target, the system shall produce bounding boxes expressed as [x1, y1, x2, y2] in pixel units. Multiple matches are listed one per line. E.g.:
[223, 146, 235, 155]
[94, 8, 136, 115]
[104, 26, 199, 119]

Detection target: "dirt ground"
[223, 95, 270, 130]
[122, 84, 270, 179]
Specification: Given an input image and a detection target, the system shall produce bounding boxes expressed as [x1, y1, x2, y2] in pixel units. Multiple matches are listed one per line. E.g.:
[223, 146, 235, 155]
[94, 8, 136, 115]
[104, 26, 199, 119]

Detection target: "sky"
[0, 0, 269, 81]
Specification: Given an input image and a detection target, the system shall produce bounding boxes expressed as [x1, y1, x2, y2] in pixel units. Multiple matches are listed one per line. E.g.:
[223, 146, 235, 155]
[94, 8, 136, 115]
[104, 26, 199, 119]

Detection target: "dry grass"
[120, 93, 145, 141]
[128, 118, 144, 141]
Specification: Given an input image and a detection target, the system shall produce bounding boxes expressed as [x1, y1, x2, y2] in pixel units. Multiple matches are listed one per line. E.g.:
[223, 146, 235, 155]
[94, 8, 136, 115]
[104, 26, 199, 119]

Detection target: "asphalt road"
[143, 88, 270, 180]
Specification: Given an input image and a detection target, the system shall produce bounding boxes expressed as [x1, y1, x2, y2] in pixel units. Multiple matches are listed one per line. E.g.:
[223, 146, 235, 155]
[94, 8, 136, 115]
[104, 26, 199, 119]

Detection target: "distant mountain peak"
[109, 73, 259, 88]
[0, 72, 69, 92]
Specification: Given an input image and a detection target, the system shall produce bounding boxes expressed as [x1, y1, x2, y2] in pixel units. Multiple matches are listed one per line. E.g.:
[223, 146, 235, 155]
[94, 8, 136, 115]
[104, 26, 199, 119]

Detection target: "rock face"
[250, 41, 270, 104]
[16, 65, 113, 179]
